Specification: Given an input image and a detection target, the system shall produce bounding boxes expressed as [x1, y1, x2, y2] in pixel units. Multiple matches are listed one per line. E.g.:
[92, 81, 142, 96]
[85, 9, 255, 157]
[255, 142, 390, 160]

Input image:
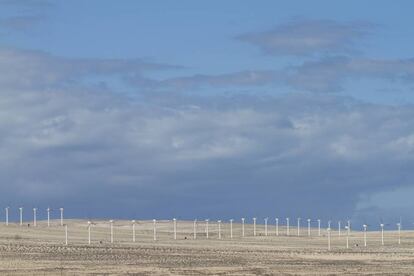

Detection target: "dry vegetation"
[0, 219, 414, 275]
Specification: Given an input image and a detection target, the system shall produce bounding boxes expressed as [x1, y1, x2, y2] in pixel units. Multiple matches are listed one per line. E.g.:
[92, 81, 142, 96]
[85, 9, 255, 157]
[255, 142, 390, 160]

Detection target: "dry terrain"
[0, 219, 414, 275]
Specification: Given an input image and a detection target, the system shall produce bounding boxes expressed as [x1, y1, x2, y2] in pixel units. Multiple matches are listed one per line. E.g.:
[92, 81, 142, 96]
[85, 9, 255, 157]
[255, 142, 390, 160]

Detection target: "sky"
[1, 0, 414, 227]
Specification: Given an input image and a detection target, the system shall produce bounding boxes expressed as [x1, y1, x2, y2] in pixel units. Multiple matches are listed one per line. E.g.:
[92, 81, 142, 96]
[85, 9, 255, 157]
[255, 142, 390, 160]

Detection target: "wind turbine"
[193, 219, 197, 240]
[87, 221, 92, 245]
[264, 218, 268, 236]
[344, 225, 349, 249]
[328, 220, 331, 229]
[59, 208, 64, 226]
[109, 220, 114, 243]
[173, 218, 177, 240]
[338, 221, 341, 236]
[397, 218, 401, 245]
[205, 219, 209, 239]
[286, 217, 290, 236]
[241, 218, 245, 237]
[5, 207, 9, 226]
[33, 208, 37, 227]
[19, 207, 23, 226]
[347, 220, 351, 232]
[132, 220, 136, 242]
[275, 218, 279, 236]
[229, 219, 233, 239]
[327, 227, 331, 250]
[297, 218, 301, 236]
[153, 219, 157, 241]
[218, 220, 221, 239]
[64, 224, 68, 245]
[307, 219, 311, 236]
[363, 224, 368, 247]
[317, 219, 321, 236]
[253, 217, 257, 236]
[380, 222, 385, 246]
[47, 208, 51, 227]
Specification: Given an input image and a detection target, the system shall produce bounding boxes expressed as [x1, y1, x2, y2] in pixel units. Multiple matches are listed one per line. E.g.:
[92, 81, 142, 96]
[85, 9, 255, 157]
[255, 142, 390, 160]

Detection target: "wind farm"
[1, 208, 414, 274]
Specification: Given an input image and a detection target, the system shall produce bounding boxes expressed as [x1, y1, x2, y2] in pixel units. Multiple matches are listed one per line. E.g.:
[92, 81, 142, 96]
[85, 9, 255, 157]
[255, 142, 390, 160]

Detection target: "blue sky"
[1, 0, 414, 227]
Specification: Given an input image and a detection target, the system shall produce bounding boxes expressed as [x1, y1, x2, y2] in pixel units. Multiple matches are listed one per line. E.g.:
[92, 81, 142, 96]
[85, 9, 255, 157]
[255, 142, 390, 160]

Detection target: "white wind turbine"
[87, 221, 92, 245]
[317, 219, 321, 236]
[109, 220, 114, 243]
[132, 220, 136, 242]
[253, 217, 257, 236]
[153, 219, 157, 241]
[218, 220, 221, 239]
[297, 218, 301, 236]
[363, 224, 367, 247]
[241, 218, 245, 237]
[338, 221, 341, 236]
[173, 218, 177, 240]
[397, 220, 401, 245]
[59, 208, 64, 226]
[205, 219, 209, 239]
[380, 222, 385, 246]
[347, 220, 351, 232]
[327, 227, 331, 250]
[5, 207, 9, 226]
[275, 218, 279, 236]
[344, 225, 349, 249]
[19, 207, 23, 226]
[229, 219, 233, 239]
[47, 208, 51, 227]
[286, 217, 290, 236]
[264, 217, 268, 236]
[64, 224, 68, 245]
[193, 219, 197, 240]
[33, 208, 37, 227]
[307, 219, 311, 236]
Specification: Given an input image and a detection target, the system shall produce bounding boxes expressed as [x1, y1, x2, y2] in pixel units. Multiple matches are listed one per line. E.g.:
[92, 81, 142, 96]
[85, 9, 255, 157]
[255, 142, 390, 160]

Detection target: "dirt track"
[1, 219, 414, 275]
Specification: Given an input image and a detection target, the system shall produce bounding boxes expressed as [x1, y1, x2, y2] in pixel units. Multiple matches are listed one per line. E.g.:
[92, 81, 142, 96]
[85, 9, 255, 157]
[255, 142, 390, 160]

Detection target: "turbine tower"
[33, 208, 37, 227]
[286, 217, 290, 236]
[275, 218, 279, 236]
[47, 207, 51, 227]
[5, 207, 9, 226]
[345, 225, 349, 249]
[317, 219, 321, 236]
[338, 221, 341, 236]
[307, 219, 311, 236]
[153, 219, 157, 241]
[363, 224, 367, 247]
[241, 218, 245, 237]
[229, 219, 233, 239]
[264, 217, 268, 236]
[132, 220, 136, 242]
[173, 218, 177, 240]
[109, 220, 114, 244]
[253, 217, 257, 236]
[380, 223, 384, 246]
[87, 221, 91, 245]
[59, 208, 64, 226]
[218, 220, 221, 239]
[327, 227, 331, 250]
[397, 221, 401, 245]
[205, 219, 209, 239]
[193, 219, 197, 240]
[19, 207, 23, 226]
[297, 217, 301, 236]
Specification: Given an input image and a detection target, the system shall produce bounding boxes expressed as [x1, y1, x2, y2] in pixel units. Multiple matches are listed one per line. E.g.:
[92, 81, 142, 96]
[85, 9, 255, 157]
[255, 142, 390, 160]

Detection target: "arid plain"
[1, 219, 414, 275]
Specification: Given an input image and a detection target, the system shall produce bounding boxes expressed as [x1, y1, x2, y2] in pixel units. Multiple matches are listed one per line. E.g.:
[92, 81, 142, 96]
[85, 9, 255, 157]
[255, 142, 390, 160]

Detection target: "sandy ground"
[0, 219, 414, 275]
